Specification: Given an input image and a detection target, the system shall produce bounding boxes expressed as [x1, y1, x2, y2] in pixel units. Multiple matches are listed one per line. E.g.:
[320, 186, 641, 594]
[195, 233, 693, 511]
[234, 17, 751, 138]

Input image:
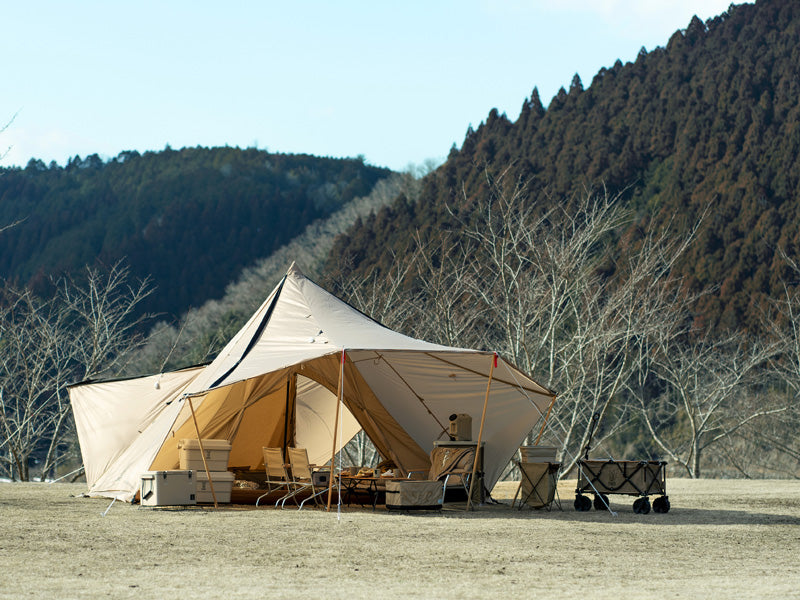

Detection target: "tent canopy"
[69, 263, 555, 502]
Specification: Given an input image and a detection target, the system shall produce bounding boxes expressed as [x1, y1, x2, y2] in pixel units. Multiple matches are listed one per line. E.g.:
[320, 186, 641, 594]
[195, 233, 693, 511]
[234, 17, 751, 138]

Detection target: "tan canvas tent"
[69, 263, 555, 502]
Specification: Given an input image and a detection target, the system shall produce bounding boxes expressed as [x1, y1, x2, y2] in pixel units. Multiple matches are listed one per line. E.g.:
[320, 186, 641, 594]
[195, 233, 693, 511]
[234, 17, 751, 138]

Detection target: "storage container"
[140, 470, 196, 506]
[178, 439, 232, 471]
[519, 445, 558, 463]
[312, 470, 331, 488]
[517, 461, 560, 509]
[385, 480, 443, 510]
[194, 470, 235, 503]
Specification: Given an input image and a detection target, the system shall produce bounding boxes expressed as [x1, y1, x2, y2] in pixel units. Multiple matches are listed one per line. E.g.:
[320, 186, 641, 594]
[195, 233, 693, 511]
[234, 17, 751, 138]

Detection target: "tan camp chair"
[281, 447, 328, 509]
[256, 447, 293, 507]
[408, 445, 479, 505]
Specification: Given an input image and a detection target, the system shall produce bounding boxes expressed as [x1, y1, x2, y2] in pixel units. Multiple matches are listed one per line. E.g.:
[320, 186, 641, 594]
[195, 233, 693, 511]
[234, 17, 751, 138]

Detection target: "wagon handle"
[582, 412, 600, 460]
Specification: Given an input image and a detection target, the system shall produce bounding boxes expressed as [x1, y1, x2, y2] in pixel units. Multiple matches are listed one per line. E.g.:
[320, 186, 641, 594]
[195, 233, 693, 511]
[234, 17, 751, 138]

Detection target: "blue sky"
[2, 1, 741, 172]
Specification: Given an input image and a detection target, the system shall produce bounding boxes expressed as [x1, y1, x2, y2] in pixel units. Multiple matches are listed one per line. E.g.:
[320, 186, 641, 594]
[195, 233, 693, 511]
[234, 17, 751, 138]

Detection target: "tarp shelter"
[69, 263, 556, 502]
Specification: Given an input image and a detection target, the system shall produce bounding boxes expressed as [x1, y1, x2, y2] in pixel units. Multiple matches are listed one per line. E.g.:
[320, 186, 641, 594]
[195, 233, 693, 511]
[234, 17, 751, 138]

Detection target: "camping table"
[336, 475, 396, 509]
[575, 459, 669, 513]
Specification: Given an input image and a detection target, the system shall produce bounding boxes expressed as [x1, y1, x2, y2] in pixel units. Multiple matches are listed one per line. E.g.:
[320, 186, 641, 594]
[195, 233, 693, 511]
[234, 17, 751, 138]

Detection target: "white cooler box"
[178, 439, 232, 471]
[195, 471, 235, 503]
[140, 470, 196, 506]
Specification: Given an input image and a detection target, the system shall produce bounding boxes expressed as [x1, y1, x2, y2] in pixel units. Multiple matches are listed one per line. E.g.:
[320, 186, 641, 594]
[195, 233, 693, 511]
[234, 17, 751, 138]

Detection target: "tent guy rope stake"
[101, 497, 116, 517]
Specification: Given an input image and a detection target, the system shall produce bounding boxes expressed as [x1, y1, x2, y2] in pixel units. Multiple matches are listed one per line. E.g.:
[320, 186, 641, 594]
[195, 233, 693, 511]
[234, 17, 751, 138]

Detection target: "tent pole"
[534, 394, 557, 445]
[326, 350, 345, 511]
[187, 396, 218, 509]
[466, 353, 496, 511]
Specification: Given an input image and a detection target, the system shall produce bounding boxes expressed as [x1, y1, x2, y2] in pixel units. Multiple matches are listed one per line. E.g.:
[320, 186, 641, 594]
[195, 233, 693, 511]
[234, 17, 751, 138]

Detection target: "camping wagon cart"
[573, 413, 670, 514]
[574, 459, 669, 514]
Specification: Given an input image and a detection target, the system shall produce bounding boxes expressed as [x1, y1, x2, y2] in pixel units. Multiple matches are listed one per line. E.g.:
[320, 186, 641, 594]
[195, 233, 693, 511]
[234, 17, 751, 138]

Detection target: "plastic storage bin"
[194, 470, 235, 503]
[385, 480, 443, 510]
[178, 439, 232, 471]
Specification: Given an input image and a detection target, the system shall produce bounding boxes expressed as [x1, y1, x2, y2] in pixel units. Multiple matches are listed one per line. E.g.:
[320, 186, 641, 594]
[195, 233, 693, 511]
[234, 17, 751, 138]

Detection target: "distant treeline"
[0, 146, 392, 318]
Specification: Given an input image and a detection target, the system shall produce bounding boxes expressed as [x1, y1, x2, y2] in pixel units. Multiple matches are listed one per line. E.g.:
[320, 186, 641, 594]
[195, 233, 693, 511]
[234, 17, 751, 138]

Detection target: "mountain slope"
[327, 0, 800, 332]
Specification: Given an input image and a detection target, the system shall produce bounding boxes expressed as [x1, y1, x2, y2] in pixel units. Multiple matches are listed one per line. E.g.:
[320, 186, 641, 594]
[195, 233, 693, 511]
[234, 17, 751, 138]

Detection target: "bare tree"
[333, 246, 424, 331]
[0, 262, 152, 480]
[636, 330, 781, 478]
[339, 431, 380, 468]
[442, 168, 701, 475]
[409, 234, 486, 349]
[334, 167, 702, 477]
[0, 288, 66, 480]
[736, 251, 800, 476]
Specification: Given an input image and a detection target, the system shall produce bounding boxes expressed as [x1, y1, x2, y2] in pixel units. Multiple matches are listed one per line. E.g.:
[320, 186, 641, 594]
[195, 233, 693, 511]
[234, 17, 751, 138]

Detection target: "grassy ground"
[1, 479, 799, 599]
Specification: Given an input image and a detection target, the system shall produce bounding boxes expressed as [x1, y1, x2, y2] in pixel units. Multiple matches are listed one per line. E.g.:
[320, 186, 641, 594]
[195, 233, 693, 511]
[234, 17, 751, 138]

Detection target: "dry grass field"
[1, 478, 799, 599]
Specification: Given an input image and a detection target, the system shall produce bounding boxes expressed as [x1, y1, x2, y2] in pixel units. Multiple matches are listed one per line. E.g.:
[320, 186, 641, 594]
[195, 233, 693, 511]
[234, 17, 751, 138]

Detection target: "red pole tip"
[493, 353, 498, 368]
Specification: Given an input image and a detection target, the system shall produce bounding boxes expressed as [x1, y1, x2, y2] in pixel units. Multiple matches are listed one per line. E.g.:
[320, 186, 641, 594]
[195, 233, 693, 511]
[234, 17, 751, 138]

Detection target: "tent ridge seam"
[209, 275, 288, 389]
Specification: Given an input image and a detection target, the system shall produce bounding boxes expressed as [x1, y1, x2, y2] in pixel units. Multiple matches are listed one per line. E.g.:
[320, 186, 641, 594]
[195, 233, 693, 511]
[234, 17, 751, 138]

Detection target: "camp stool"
[512, 460, 562, 510]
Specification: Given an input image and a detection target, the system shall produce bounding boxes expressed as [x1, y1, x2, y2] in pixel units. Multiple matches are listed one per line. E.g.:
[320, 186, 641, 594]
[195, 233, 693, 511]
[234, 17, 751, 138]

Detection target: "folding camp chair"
[256, 447, 293, 507]
[512, 460, 561, 510]
[408, 445, 480, 506]
[281, 447, 328, 509]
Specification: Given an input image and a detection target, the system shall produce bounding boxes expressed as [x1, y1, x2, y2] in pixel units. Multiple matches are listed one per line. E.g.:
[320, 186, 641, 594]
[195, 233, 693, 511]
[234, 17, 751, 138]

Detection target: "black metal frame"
[576, 459, 667, 497]
[514, 460, 562, 511]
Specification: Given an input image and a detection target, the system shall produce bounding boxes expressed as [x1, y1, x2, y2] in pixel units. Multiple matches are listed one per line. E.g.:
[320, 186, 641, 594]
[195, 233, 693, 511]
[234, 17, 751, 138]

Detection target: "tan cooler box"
[140, 470, 196, 506]
[178, 439, 232, 471]
[385, 480, 443, 511]
[195, 471, 235, 503]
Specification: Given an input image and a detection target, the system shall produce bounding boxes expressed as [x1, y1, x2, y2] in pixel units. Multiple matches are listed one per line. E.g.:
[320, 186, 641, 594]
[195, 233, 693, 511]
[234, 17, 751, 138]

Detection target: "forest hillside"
[327, 0, 800, 334]
[0, 146, 391, 318]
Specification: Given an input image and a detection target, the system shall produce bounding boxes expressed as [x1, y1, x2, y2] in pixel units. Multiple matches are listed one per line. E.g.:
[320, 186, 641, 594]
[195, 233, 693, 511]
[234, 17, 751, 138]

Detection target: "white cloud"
[2, 124, 87, 168]
[526, 0, 740, 41]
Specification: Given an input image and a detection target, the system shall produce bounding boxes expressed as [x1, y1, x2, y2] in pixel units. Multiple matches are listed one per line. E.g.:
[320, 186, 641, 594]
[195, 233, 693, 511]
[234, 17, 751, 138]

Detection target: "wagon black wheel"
[633, 497, 651, 514]
[574, 494, 592, 512]
[652, 495, 670, 513]
[593, 493, 609, 510]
